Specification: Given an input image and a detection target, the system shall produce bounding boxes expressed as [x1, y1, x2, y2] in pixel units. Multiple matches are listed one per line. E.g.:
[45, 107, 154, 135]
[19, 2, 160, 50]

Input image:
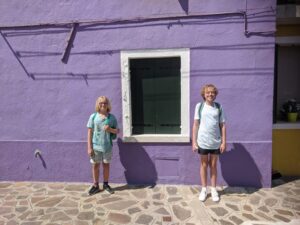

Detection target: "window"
[121, 49, 190, 142]
[130, 57, 181, 134]
[273, 36, 300, 128]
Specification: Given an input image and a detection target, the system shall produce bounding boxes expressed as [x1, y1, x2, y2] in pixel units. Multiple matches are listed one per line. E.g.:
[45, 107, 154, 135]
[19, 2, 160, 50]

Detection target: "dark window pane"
[130, 59, 156, 134]
[130, 57, 181, 134]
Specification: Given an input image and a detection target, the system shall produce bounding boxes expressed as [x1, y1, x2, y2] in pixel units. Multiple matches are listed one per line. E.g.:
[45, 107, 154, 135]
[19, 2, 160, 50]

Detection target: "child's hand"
[192, 143, 199, 152]
[220, 143, 226, 153]
[88, 148, 94, 157]
[103, 125, 110, 132]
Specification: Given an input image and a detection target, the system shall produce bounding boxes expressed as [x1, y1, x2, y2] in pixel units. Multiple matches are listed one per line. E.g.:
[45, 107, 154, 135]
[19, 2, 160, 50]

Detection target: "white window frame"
[120, 48, 190, 142]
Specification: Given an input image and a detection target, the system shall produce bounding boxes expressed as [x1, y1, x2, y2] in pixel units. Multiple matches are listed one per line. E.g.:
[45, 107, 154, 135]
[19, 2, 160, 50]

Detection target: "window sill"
[122, 135, 190, 143]
[273, 122, 300, 129]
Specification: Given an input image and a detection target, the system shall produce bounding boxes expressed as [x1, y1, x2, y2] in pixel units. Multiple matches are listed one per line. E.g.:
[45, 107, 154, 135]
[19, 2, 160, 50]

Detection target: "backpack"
[198, 102, 222, 122]
[92, 113, 117, 145]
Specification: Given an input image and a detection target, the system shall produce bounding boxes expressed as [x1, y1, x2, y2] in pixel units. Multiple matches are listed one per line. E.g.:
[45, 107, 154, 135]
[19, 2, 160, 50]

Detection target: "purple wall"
[0, 0, 276, 187]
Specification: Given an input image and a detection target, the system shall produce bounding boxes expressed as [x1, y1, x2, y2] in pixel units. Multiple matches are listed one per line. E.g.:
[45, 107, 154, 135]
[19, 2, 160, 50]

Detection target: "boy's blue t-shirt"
[87, 113, 118, 152]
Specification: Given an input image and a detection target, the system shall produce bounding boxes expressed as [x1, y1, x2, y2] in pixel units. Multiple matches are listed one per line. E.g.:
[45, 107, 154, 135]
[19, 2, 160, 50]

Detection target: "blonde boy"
[192, 84, 226, 202]
[87, 96, 118, 195]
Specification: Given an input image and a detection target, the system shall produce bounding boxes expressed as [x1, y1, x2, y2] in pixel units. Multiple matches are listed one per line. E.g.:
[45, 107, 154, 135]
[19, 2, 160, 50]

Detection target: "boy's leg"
[103, 162, 110, 183]
[199, 155, 209, 201]
[209, 154, 220, 202]
[209, 154, 218, 187]
[88, 163, 100, 195]
[103, 163, 114, 194]
[92, 163, 100, 185]
[102, 151, 112, 182]
[102, 150, 115, 194]
[200, 155, 209, 187]
[90, 151, 101, 186]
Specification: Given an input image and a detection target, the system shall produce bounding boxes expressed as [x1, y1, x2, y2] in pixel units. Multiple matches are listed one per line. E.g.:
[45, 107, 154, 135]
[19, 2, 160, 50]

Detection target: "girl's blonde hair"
[201, 84, 218, 100]
[95, 96, 111, 112]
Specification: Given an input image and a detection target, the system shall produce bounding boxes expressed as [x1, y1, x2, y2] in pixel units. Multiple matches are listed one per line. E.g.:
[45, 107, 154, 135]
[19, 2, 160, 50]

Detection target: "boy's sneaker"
[211, 188, 220, 202]
[103, 183, 114, 194]
[198, 188, 207, 202]
[88, 185, 100, 196]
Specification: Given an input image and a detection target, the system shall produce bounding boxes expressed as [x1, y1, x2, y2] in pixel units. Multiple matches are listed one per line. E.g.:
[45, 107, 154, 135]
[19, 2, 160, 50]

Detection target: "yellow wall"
[273, 129, 300, 175]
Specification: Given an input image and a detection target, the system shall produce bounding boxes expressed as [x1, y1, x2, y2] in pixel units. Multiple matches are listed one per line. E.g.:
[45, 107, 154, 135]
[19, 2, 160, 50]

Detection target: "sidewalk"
[0, 177, 299, 225]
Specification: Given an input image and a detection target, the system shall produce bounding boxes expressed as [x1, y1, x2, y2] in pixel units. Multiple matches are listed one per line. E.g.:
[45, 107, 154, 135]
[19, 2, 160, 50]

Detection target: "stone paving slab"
[0, 178, 299, 225]
[203, 178, 300, 225]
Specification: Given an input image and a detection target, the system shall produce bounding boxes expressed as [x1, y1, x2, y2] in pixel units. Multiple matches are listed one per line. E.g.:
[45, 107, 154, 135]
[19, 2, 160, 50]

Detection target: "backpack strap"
[107, 114, 111, 123]
[101, 113, 115, 146]
[198, 102, 204, 121]
[92, 112, 97, 120]
[214, 102, 222, 122]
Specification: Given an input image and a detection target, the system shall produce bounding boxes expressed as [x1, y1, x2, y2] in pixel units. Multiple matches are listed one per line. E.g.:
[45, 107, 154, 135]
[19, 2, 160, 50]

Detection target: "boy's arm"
[87, 128, 94, 156]
[220, 122, 226, 153]
[192, 120, 199, 152]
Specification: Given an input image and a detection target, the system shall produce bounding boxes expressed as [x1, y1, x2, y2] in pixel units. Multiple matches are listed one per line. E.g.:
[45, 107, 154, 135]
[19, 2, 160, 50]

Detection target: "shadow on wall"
[117, 138, 157, 186]
[219, 143, 263, 188]
[179, 0, 189, 14]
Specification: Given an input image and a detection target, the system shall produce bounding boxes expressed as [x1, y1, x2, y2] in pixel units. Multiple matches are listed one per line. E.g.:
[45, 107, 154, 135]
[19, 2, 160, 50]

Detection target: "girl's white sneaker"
[198, 188, 207, 201]
[211, 188, 220, 202]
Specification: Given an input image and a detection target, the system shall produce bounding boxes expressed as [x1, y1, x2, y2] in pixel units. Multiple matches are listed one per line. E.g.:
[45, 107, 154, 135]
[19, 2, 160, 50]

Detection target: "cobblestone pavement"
[0, 178, 299, 225]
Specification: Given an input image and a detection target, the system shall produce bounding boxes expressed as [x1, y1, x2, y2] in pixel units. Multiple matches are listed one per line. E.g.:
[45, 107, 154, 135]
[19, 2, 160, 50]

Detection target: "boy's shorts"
[198, 148, 220, 155]
[90, 150, 112, 164]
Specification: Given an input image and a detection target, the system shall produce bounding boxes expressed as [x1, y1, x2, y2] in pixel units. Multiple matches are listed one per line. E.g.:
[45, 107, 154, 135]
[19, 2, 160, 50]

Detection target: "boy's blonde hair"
[201, 84, 218, 100]
[95, 96, 111, 112]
